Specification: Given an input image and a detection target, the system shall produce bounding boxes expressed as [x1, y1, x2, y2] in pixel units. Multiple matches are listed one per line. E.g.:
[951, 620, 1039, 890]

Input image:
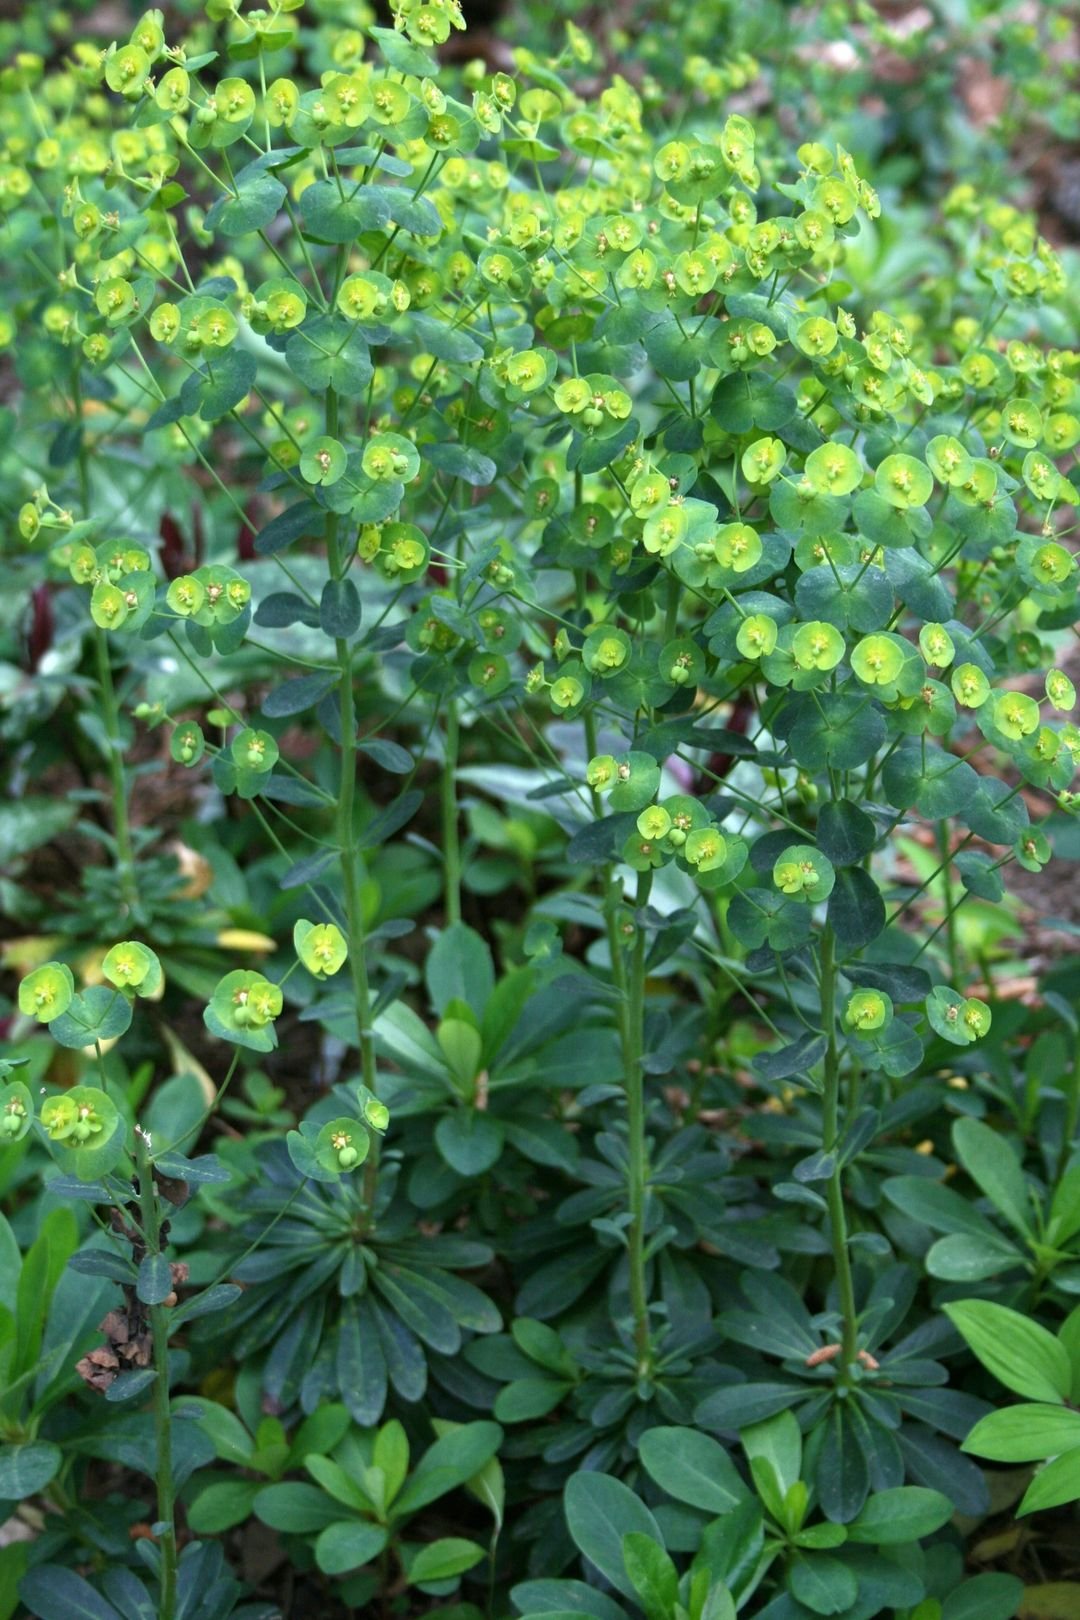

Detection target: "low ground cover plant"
[1, 1, 1080, 1617]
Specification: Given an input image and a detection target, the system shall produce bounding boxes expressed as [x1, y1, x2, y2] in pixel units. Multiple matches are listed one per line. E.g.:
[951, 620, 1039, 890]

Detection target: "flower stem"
[442, 698, 462, 925]
[625, 869, 653, 1367]
[93, 625, 138, 913]
[325, 384, 380, 1219]
[134, 1130, 176, 1620]
[937, 821, 960, 982]
[819, 925, 858, 1365]
[1057, 1026, 1080, 1183]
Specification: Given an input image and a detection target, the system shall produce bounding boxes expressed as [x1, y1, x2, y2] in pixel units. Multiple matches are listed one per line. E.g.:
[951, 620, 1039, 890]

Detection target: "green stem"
[160, 1051, 240, 1159]
[442, 699, 462, 926]
[93, 626, 138, 912]
[576, 565, 630, 1027]
[1057, 1027, 1080, 1183]
[663, 568, 680, 641]
[625, 869, 652, 1368]
[134, 1130, 176, 1620]
[937, 821, 960, 983]
[819, 927, 858, 1366]
[324, 385, 381, 1220]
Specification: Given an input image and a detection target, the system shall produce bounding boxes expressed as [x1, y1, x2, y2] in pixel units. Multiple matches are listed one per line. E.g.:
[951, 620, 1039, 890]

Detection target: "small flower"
[206, 970, 283, 1048]
[1, 1083, 32, 1141]
[41, 1095, 78, 1140]
[587, 755, 617, 791]
[315, 1116, 371, 1175]
[874, 453, 932, 509]
[950, 662, 990, 708]
[637, 806, 672, 841]
[231, 729, 279, 773]
[684, 827, 727, 872]
[1047, 670, 1076, 712]
[294, 920, 348, 979]
[550, 674, 585, 711]
[919, 623, 955, 668]
[851, 634, 905, 687]
[844, 990, 892, 1033]
[102, 940, 153, 991]
[736, 613, 778, 660]
[992, 692, 1039, 741]
[300, 435, 346, 487]
[773, 844, 835, 903]
[18, 962, 74, 1024]
[713, 523, 762, 574]
[926, 986, 992, 1046]
[792, 621, 845, 672]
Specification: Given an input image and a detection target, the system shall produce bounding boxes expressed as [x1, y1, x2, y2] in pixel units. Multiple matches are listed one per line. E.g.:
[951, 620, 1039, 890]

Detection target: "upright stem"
[819, 926, 859, 1365]
[663, 568, 680, 642]
[135, 1131, 176, 1620]
[937, 821, 960, 983]
[625, 869, 653, 1367]
[1057, 1027, 1080, 1184]
[94, 626, 138, 912]
[576, 566, 628, 1025]
[573, 558, 644, 1351]
[442, 699, 462, 925]
[325, 385, 380, 1219]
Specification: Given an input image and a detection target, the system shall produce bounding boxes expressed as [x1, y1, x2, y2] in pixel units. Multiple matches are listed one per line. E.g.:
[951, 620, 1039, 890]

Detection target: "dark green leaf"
[817, 1406, 869, 1523]
[362, 789, 423, 846]
[952, 1117, 1032, 1237]
[315, 1520, 389, 1576]
[262, 672, 337, 718]
[942, 1574, 1024, 1620]
[199, 350, 257, 420]
[204, 173, 285, 236]
[847, 1486, 953, 1545]
[753, 1035, 827, 1083]
[337, 1298, 388, 1428]
[435, 1112, 504, 1176]
[712, 374, 797, 432]
[105, 1369, 157, 1403]
[18, 1569, 122, 1620]
[136, 1254, 173, 1306]
[564, 1472, 663, 1601]
[254, 500, 324, 557]
[358, 738, 413, 773]
[369, 24, 437, 74]
[254, 1482, 344, 1533]
[286, 317, 373, 395]
[827, 867, 885, 950]
[638, 1427, 749, 1514]
[0, 1443, 62, 1500]
[845, 963, 931, 1004]
[567, 814, 637, 865]
[254, 590, 321, 627]
[925, 1232, 1024, 1281]
[427, 923, 495, 1014]
[408, 1537, 485, 1584]
[424, 442, 496, 486]
[412, 310, 483, 363]
[789, 1554, 857, 1616]
[696, 1382, 805, 1431]
[386, 190, 442, 237]
[49, 987, 132, 1050]
[816, 801, 877, 867]
[320, 578, 361, 639]
[301, 179, 391, 242]
[621, 1531, 679, 1620]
